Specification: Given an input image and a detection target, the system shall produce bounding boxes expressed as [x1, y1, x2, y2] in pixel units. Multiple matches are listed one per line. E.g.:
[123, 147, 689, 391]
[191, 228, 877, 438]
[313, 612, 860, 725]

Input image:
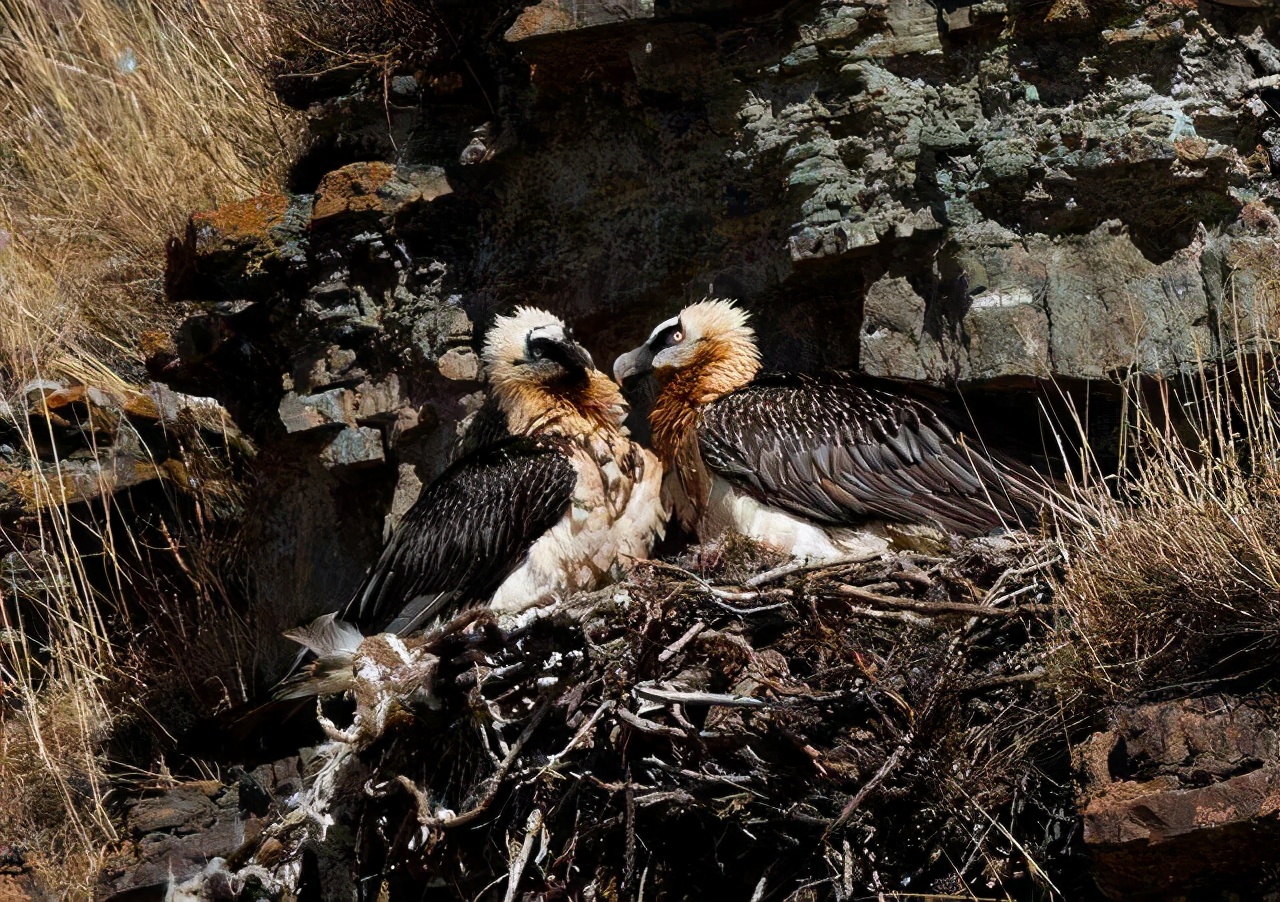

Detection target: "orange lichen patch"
[312, 162, 452, 225]
[119, 389, 161, 421]
[1043, 0, 1091, 25]
[312, 162, 398, 222]
[31, 385, 120, 431]
[139, 330, 176, 362]
[35, 385, 89, 411]
[1102, 21, 1185, 44]
[504, 3, 575, 42]
[1174, 136, 1211, 163]
[191, 191, 290, 244]
[2, 464, 97, 509]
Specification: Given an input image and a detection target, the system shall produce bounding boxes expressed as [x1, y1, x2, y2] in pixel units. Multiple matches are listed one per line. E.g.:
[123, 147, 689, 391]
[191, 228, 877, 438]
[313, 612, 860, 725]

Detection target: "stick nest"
[218, 534, 1080, 901]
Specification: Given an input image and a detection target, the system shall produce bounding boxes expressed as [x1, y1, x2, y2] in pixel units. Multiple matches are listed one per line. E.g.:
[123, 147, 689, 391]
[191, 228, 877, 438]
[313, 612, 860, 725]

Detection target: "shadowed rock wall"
[151, 0, 1280, 673]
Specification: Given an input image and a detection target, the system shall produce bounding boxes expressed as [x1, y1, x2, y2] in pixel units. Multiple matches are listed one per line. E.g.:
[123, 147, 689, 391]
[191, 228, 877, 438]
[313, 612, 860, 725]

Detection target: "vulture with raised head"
[345, 306, 666, 635]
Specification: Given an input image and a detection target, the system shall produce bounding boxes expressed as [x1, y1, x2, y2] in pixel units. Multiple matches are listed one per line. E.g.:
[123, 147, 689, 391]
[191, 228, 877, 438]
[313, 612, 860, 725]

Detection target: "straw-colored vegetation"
[0, 0, 295, 891]
[1054, 254, 1280, 702]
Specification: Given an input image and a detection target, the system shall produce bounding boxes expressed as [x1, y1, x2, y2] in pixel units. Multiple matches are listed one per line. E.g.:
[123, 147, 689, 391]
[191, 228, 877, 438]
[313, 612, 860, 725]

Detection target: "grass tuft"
[1054, 249, 1280, 701]
[0, 0, 296, 893]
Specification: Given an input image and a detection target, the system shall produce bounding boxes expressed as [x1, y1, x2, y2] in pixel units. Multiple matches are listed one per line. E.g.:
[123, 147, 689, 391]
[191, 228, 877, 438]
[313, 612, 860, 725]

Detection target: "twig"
[840, 604, 934, 627]
[644, 560, 790, 604]
[616, 706, 686, 738]
[834, 584, 1057, 617]
[549, 700, 614, 762]
[503, 808, 544, 902]
[625, 771, 637, 889]
[984, 582, 1046, 608]
[710, 586, 775, 601]
[977, 554, 1059, 606]
[890, 562, 935, 589]
[959, 669, 1045, 693]
[658, 621, 705, 663]
[677, 767, 755, 786]
[399, 697, 551, 828]
[751, 871, 769, 902]
[641, 757, 766, 797]
[635, 789, 696, 808]
[711, 598, 792, 616]
[830, 743, 910, 829]
[633, 683, 764, 708]
[668, 704, 697, 731]
[745, 551, 882, 588]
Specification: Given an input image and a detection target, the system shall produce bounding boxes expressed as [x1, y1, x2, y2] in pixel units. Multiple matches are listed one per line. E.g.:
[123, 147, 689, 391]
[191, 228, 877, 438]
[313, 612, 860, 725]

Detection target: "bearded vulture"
[337, 307, 665, 637]
[613, 299, 1054, 562]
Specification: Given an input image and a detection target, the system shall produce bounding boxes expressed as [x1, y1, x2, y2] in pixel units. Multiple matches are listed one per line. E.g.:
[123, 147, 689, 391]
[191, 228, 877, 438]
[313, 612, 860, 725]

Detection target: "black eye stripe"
[650, 322, 683, 350]
[527, 336, 561, 358]
[526, 335, 587, 370]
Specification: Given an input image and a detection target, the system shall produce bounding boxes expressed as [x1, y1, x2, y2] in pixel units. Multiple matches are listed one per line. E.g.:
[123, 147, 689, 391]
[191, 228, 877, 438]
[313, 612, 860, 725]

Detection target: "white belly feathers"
[489, 441, 666, 622]
[700, 474, 891, 564]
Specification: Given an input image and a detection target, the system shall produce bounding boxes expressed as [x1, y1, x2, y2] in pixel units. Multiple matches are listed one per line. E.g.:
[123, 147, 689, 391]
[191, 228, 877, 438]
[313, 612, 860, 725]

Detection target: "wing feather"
[698, 373, 1051, 536]
[341, 436, 577, 634]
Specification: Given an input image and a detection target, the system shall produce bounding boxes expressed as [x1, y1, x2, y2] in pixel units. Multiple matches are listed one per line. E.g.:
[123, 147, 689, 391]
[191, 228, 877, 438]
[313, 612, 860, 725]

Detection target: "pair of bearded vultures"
[279, 300, 1054, 698]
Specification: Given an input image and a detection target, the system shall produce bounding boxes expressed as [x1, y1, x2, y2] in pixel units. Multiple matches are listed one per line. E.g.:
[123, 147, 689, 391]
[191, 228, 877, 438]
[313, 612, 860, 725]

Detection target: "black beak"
[561, 339, 594, 372]
[613, 344, 654, 385]
[528, 334, 595, 373]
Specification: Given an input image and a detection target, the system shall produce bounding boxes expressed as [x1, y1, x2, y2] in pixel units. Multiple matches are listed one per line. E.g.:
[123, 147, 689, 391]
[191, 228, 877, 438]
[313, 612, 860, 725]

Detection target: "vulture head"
[484, 307, 595, 393]
[483, 306, 628, 435]
[614, 299, 760, 400]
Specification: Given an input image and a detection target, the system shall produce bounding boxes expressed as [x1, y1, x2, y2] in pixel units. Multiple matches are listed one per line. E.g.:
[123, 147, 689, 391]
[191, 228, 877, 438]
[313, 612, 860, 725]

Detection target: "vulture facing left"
[614, 299, 1057, 562]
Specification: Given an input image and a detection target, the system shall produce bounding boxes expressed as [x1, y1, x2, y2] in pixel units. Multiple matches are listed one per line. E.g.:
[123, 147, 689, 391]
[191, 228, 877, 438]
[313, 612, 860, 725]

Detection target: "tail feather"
[273, 613, 366, 700]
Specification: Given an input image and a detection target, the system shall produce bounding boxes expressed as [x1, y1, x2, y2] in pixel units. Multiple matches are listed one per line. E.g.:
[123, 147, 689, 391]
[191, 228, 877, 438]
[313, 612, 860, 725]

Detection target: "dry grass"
[0, 0, 296, 893]
[1054, 254, 1280, 701]
[0, 0, 296, 382]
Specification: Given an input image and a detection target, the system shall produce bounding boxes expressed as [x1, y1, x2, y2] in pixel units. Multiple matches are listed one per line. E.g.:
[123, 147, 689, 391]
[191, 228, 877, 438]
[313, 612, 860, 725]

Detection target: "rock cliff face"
[153, 0, 1280, 630]
[11, 0, 1278, 897]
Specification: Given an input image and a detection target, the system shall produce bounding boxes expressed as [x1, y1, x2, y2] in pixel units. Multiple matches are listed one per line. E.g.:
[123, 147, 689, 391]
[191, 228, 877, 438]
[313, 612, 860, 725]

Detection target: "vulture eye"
[654, 324, 684, 349]
[531, 347, 545, 359]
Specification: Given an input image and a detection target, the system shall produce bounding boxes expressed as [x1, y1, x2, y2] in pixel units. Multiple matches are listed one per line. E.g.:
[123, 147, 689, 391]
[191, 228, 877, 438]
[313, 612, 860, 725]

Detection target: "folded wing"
[698, 373, 1049, 536]
[341, 436, 577, 635]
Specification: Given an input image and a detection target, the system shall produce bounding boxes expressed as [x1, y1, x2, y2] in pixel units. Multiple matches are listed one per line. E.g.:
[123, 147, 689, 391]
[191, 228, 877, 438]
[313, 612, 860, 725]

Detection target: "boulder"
[171, 191, 310, 300]
[1076, 695, 1280, 899]
[311, 162, 452, 230]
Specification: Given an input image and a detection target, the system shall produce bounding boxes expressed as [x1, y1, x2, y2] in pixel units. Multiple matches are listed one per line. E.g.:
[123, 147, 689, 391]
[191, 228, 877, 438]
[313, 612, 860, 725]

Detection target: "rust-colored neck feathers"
[650, 337, 760, 463]
[494, 370, 627, 439]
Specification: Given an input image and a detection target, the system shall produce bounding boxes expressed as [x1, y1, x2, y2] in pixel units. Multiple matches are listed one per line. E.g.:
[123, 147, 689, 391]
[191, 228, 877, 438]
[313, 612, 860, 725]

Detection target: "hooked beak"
[562, 339, 594, 373]
[529, 332, 595, 373]
[613, 344, 654, 385]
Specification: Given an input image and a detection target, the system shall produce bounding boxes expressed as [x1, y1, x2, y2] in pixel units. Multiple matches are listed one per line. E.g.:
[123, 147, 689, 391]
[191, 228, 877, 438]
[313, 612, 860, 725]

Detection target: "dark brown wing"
[341, 436, 576, 635]
[452, 396, 512, 461]
[698, 373, 1050, 536]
